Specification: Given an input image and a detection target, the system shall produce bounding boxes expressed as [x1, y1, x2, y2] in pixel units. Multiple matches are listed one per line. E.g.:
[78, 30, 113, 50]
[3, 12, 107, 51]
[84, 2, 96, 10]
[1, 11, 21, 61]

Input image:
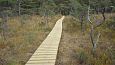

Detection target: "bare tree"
[79, 12, 87, 33]
[43, 8, 48, 28]
[87, 3, 101, 54]
[88, 5, 92, 24]
[17, 0, 21, 16]
[90, 25, 100, 53]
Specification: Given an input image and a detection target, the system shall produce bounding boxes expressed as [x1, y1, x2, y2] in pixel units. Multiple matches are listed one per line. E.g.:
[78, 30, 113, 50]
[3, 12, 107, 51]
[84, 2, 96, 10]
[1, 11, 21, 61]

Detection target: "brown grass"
[0, 15, 62, 65]
[56, 14, 115, 65]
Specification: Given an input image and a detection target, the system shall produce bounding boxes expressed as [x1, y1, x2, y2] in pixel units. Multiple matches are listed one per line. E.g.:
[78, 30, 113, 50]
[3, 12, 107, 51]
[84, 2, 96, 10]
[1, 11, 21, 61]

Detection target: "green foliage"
[107, 17, 115, 30]
[39, 0, 56, 16]
[0, 0, 16, 3]
[87, 52, 112, 65]
[77, 51, 88, 64]
[70, 0, 83, 16]
[76, 49, 112, 65]
[0, 0, 115, 16]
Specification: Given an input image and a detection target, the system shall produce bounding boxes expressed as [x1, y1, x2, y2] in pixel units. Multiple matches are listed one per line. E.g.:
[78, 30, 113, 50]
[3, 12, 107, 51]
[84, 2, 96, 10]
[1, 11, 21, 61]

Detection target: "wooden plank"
[25, 16, 65, 65]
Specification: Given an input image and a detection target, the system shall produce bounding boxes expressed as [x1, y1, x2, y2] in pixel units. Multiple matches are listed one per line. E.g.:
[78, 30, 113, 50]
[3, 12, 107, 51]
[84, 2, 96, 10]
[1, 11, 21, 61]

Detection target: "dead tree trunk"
[90, 25, 100, 53]
[88, 5, 92, 24]
[87, 4, 101, 54]
[101, 8, 106, 21]
[42, 8, 49, 29]
[17, 0, 21, 16]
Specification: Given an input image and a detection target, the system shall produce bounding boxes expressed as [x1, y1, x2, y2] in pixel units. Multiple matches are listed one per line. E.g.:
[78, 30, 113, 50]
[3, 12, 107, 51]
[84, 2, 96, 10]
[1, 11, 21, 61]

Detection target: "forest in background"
[0, 0, 115, 31]
[0, 0, 115, 16]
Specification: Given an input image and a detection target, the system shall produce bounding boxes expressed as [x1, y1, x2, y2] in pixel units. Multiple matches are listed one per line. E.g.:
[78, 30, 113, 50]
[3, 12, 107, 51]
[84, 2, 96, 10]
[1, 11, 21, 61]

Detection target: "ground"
[0, 15, 61, 65]
[0, 14, 115, 65]
[56, 15, 115, 65]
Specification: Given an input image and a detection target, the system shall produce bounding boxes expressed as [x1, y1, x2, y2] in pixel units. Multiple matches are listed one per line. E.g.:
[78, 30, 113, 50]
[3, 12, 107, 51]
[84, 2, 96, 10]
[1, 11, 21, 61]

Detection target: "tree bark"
[87, 4, 101, 54]
[101, 8, 106, 21]
[17, 0, 21, 16]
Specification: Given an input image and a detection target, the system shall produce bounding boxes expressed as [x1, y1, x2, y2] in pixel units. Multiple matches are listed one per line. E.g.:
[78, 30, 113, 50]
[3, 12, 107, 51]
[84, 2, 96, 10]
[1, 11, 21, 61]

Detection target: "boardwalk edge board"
[25, 16, 65, 65]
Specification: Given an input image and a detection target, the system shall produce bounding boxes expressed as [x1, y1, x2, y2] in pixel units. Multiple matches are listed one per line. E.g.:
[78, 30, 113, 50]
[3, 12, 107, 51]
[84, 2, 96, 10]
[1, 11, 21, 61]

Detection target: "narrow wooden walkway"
[25, 16, 65, 65]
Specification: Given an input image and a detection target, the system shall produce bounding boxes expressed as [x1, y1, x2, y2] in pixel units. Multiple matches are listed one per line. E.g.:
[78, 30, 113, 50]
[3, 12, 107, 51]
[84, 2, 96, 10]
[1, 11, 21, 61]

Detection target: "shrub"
[77, 51, 88, 64]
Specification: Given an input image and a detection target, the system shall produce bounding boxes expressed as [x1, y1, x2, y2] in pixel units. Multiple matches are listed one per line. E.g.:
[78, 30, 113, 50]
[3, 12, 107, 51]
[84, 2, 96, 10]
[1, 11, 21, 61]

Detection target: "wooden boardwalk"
[25, 16, 65, 65]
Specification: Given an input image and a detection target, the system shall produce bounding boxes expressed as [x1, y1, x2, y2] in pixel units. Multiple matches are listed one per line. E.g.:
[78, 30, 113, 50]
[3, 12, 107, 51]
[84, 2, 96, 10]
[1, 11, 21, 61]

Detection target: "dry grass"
[56, 14, 115, 65]
[0, 15, 62, 65]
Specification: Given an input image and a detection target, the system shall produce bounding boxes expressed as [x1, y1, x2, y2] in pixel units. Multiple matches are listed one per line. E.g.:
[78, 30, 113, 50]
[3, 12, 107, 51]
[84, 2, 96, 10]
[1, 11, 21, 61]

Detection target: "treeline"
[0, 0, 71, 16]
[0, 0, 115, 17]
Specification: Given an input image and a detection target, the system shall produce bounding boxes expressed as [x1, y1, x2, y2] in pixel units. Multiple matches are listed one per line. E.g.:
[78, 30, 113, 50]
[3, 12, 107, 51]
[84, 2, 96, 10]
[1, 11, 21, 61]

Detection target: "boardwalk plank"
[25, 16, 65, 65]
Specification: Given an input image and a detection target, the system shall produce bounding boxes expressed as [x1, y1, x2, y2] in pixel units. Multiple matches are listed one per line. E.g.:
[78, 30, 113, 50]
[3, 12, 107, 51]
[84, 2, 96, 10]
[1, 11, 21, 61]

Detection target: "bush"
[77, 51, 88, 64]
